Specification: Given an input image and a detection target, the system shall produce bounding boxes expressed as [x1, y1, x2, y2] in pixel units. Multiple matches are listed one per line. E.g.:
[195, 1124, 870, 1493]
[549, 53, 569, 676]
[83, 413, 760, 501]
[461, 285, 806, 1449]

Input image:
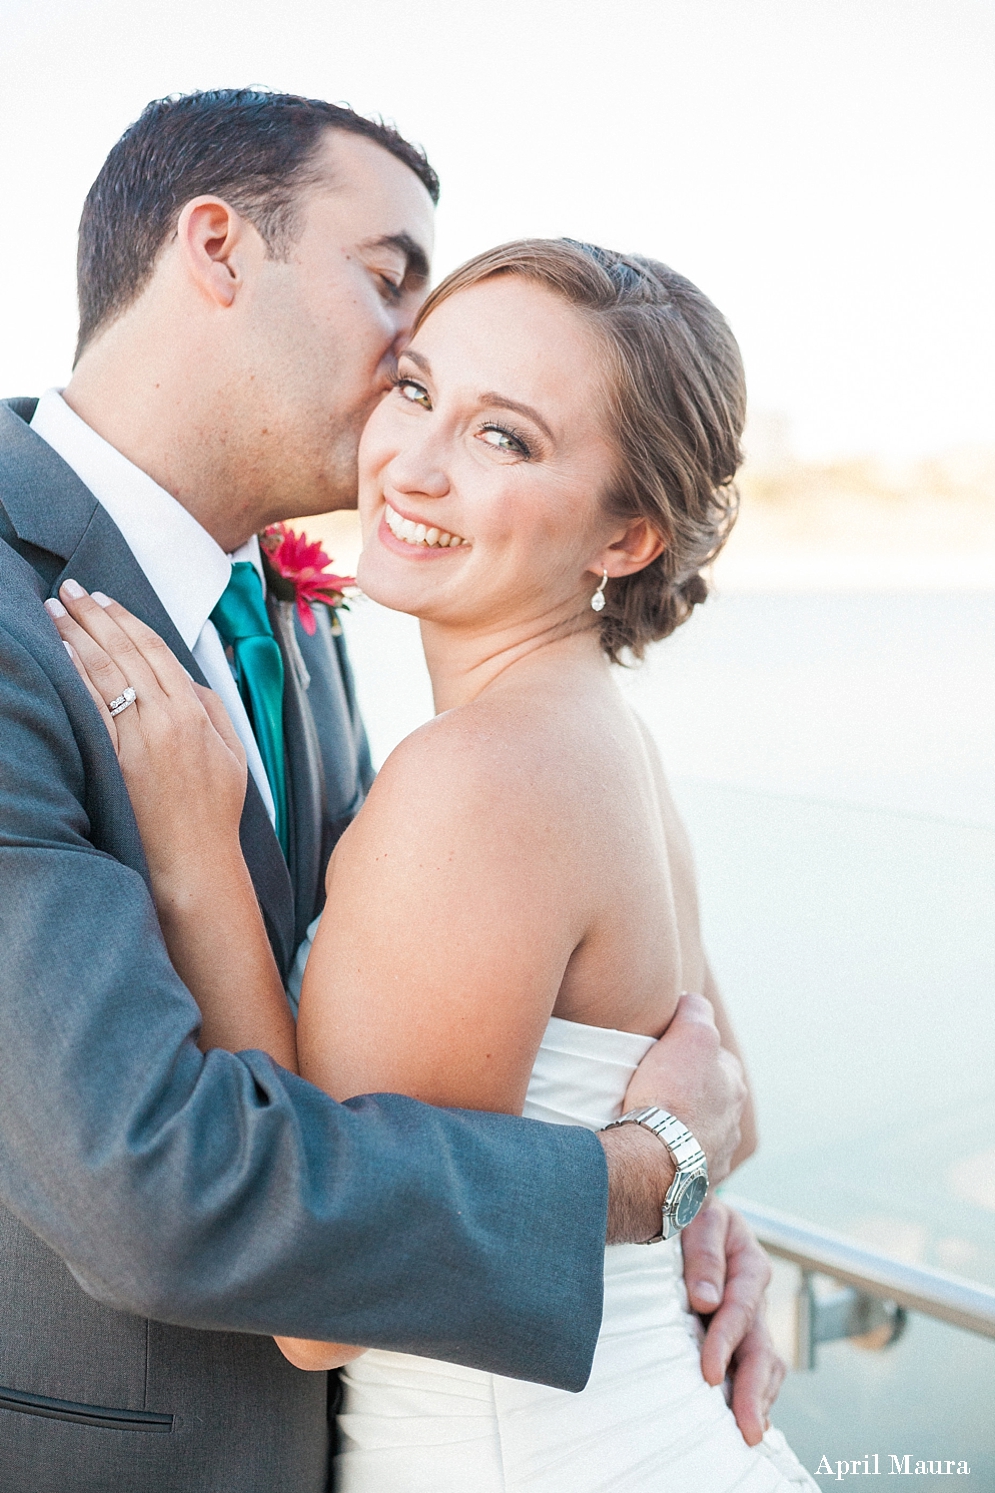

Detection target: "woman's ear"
[175, 196, 258, 309]
[589, 516, 667, 580]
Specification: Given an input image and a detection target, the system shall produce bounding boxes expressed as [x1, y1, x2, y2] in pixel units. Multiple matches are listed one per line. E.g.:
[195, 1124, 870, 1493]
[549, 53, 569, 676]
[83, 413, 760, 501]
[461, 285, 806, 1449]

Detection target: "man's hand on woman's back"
[599, 991, 745, 1248]
[623, 991, 747, 1183]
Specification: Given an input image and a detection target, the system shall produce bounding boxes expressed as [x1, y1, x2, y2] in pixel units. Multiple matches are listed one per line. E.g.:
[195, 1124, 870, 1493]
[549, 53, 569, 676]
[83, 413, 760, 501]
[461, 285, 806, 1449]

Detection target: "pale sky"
[1, 0, 992, 460]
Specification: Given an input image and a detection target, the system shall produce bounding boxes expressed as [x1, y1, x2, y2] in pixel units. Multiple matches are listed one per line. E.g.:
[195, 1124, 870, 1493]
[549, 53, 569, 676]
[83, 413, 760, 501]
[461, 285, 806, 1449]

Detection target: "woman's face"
[355, 275, 623, 635]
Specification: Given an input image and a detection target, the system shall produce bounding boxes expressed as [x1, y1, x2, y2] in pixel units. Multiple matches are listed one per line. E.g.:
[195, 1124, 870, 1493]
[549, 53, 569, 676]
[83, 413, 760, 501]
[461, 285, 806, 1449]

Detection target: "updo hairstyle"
[413, 239, 746, 662]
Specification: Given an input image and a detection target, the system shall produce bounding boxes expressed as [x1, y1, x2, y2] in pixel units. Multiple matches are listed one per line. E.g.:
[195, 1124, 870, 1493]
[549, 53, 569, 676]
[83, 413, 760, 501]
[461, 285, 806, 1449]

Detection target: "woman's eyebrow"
[479, 394, 554, 443]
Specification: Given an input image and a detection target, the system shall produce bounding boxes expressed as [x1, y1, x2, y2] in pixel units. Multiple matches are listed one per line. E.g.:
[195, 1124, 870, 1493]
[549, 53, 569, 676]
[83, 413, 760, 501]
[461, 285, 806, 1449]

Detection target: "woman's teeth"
[384, 504, 468, 548]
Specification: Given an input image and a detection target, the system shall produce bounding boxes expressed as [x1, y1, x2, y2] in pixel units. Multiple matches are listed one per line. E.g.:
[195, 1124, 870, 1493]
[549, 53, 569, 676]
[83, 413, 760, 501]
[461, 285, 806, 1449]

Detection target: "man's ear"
[174, 196, 259, 309]
[589, 516, 667, 580]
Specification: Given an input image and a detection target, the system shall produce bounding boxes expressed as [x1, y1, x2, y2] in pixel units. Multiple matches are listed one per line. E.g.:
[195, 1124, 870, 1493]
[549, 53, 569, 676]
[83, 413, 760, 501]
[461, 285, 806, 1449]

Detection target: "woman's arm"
[48, 585, 297, 1073]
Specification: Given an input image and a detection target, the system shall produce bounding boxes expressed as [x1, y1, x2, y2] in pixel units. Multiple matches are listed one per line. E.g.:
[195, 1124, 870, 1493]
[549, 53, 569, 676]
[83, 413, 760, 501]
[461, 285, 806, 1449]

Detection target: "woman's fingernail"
[695, 1282, 721, 1307]
[62, 579, 85, 600]
[91, 592, 113, 608]
[63, 641, 75, 658]
[44, 597, 67, 618]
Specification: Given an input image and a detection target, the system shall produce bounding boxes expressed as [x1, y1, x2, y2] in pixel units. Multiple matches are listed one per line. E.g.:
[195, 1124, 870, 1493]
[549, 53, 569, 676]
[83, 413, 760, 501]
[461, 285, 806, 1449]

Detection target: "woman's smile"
[381, 499, 469, 551]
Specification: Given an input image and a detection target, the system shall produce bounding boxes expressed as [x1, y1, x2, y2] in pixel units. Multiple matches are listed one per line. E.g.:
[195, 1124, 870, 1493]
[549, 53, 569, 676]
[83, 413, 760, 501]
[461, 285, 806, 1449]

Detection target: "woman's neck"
[420, 613, 608, 713]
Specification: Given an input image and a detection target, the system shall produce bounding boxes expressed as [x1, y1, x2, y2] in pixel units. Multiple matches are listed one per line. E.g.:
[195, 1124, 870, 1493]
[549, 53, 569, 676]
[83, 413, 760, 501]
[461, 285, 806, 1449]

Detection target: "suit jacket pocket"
[0, 1385, 172, 1432]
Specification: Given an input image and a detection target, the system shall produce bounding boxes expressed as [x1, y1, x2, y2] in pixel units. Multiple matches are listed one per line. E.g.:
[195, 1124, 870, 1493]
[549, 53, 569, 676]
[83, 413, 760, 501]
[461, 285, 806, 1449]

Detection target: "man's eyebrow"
[398, 351, 556, 443]
[360, 233, 430, 285]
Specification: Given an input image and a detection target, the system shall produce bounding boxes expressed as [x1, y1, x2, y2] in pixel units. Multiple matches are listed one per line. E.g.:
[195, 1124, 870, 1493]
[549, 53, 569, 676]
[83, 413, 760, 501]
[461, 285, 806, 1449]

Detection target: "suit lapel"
[1, 398, 100, 555]
[0, 400, 297, 977]
[56, 504, 208, 677]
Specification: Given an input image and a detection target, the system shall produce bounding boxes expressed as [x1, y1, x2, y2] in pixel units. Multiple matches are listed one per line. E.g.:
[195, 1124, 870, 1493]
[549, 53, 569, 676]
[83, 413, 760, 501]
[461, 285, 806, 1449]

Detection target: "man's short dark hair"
[75, 88, 440, 362]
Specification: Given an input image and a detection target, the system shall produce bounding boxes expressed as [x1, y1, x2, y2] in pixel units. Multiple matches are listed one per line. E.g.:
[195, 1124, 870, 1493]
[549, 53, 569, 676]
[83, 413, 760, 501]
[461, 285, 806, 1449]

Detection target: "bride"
[52, 238, 815, 1491]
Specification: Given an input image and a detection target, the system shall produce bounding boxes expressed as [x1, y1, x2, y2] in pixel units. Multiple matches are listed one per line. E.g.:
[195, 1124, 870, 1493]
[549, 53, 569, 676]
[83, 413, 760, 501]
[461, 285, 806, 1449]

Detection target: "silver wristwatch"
[601, 1106, 709, 1242]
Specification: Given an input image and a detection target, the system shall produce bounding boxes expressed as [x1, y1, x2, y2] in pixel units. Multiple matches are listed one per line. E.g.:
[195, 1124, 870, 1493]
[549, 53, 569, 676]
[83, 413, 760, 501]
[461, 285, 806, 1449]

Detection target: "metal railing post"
[795, 1271, 816, 1371]
[722, 1194, 995, 1361]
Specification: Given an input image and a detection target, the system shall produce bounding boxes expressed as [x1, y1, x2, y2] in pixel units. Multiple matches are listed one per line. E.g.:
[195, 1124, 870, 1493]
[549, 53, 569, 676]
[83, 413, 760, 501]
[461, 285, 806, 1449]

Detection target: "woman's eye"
[479, 424, 531, 458]
[397, 378, 431, 409]
[378, 274, 403, 302]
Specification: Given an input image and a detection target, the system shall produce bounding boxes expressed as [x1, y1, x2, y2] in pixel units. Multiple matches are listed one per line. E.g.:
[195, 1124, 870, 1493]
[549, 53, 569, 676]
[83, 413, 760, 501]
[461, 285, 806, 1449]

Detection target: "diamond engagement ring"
[108, 687, 137, 717]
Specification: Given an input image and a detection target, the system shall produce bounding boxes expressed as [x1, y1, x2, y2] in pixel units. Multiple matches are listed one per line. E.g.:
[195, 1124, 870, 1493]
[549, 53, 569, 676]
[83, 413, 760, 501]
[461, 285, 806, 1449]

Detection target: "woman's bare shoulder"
[368, 688, 583, 824]
[326, 689, 597, 938]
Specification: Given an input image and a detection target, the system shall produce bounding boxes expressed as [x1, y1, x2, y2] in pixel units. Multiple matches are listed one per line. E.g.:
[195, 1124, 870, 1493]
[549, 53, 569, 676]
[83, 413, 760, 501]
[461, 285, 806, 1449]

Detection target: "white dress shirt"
[30, 388, 277, 825]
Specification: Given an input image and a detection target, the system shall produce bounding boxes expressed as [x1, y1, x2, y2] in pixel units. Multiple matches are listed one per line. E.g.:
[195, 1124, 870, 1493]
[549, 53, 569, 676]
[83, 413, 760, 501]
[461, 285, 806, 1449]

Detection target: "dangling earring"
[591, 569, 608, 612]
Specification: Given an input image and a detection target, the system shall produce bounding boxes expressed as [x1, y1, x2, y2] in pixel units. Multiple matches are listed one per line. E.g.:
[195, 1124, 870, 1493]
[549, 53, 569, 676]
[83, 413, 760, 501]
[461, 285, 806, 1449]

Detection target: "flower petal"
[296, 595, 318, 636]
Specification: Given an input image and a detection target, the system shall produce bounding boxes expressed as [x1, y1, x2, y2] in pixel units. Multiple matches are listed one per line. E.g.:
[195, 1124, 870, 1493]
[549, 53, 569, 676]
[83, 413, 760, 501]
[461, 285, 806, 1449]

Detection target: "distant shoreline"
[721, 448, 995, 590]
[713, 549, 995, 592]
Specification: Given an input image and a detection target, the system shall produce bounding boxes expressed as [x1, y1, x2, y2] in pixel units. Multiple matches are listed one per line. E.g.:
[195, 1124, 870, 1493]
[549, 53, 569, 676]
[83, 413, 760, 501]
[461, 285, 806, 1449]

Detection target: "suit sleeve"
[0, 594, 607, 1391]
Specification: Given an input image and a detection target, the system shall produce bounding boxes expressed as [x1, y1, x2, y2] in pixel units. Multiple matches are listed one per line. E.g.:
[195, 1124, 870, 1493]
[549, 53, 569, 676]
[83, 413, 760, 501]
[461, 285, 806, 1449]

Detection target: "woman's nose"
[386, 438, 450, 501]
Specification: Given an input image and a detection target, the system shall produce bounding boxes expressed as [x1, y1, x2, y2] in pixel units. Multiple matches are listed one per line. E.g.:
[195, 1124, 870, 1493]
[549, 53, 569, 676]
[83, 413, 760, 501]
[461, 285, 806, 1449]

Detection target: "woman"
[52, 239, 815, 1491]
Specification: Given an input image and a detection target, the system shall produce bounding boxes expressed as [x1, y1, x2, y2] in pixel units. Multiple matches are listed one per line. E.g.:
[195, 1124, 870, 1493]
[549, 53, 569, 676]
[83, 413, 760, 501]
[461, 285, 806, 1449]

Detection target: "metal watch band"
[601, 1106, 708, 1242]
[615, 1107, 706, 1169]
[603, 1106, 706, 1166]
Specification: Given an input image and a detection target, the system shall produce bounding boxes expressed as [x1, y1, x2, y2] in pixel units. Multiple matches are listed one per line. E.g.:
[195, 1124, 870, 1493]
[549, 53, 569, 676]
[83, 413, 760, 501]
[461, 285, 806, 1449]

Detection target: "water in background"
[339, 589, 995, 1484]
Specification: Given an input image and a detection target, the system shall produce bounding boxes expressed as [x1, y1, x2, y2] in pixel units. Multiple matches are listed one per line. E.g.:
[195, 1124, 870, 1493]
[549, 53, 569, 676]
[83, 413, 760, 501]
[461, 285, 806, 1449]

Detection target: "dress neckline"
[541, 1013, 657, 1065]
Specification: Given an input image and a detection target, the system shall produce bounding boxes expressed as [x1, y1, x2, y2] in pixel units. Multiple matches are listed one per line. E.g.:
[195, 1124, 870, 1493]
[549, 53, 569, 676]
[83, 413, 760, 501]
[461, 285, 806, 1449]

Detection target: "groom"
[0, 90, 781, 1491]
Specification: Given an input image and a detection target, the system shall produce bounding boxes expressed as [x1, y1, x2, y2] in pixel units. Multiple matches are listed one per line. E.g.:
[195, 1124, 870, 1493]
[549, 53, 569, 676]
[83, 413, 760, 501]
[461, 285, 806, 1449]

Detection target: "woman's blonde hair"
[414, 238, 746, 662]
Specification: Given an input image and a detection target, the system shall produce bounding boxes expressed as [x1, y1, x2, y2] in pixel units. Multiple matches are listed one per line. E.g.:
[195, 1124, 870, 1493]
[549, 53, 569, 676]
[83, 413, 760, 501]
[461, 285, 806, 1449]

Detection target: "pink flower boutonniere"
[260, 523, 356, 636]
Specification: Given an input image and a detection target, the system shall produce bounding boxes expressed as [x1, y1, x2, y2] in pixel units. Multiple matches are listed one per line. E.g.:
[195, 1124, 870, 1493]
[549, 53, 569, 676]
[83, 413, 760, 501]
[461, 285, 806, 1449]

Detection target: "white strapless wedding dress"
[334, 1015, 817, 1492]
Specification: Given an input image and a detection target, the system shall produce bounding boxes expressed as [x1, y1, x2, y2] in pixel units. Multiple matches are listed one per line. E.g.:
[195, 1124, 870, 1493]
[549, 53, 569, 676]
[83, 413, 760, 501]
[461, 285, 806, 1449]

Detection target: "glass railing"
[673, 778, 995, 1482]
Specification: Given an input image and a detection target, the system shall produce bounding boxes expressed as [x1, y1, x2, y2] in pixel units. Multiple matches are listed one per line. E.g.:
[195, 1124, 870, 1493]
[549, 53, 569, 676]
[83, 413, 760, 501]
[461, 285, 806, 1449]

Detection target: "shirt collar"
[29, 389, 263, 650]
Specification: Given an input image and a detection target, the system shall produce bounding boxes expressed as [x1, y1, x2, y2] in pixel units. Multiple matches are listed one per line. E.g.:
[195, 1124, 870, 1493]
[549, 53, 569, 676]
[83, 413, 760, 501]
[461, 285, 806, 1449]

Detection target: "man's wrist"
[599, 1123, 677, 1245]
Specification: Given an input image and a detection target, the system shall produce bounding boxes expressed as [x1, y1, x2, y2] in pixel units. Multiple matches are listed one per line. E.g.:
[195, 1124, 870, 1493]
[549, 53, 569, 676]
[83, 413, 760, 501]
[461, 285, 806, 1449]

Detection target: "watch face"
[674, 1173, 709, 1229]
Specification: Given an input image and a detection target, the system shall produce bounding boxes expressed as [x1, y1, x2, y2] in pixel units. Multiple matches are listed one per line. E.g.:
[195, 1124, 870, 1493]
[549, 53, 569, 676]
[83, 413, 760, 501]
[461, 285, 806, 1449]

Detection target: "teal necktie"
[211, 562, 289, 856]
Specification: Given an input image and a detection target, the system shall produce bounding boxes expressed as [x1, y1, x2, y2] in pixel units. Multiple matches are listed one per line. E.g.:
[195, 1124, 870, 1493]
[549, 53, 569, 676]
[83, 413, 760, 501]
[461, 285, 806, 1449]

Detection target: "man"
[0, 90, 781, 1491]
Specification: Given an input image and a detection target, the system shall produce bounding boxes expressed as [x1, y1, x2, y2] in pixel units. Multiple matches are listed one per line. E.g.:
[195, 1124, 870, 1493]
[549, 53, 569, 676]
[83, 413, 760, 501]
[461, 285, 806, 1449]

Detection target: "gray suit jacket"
[0, 400, 608, 1492]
